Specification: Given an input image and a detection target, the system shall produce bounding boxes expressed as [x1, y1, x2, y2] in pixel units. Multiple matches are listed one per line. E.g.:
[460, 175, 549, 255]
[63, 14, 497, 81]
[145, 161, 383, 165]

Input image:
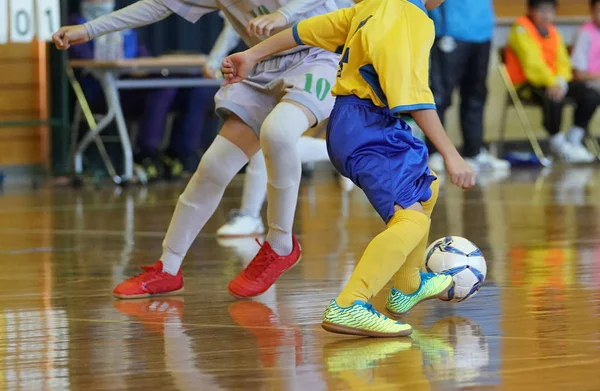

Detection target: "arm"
[53, 0, 217, 49]
[571, 30, 600, 81]
[221, 27, 307, 84]
[85, 0, 173, 39]
[412, 111, 459, 161]
[244, 7, 354, 60]
[247, 4, 354, 41]
[242, 28, 299, 63]
[556, 34, 573, 83]
[507, 25, 559, 87]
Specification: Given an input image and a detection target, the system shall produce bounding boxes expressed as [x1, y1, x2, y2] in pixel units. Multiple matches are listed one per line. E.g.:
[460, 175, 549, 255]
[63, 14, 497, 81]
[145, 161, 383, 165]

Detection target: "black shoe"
[161, 155, 184, 181]
[134, 154, 163, 183]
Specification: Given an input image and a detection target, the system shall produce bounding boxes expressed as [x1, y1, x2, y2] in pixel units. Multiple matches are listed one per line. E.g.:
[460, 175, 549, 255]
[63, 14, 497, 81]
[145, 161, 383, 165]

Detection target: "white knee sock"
[261, 102, 309, 255]
[240, 151, 267, 218]
[297, 136, 330, 163]
[238, 138, 329, 218]
[161, 135, 249, 275]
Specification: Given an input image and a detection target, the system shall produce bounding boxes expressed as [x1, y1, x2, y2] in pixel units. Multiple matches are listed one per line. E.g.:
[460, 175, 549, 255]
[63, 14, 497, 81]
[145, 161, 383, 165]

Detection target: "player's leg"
[216, 134, 341, 238]
[228, 49, 338, 298]
[227, 100, 312, 298]
[217, 151, 267, 238]
[319, 98, 435, 337]
[113, 78, 274, 299]
[386, 177, 453, 318]
[113, 115, 259, 299]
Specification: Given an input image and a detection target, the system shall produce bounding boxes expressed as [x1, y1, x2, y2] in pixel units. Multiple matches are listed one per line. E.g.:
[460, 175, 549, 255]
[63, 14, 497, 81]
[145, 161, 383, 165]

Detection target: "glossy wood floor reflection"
[1, 166, 600, 390]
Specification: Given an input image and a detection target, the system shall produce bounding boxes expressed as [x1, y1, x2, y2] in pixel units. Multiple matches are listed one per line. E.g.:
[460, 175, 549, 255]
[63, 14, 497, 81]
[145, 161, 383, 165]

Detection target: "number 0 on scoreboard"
[36, 0, 60, 41]
[0, 0, 8, 44]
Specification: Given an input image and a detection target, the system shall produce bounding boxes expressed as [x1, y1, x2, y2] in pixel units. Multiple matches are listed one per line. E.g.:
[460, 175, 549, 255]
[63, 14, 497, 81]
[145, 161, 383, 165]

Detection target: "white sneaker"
[216, 210, 265, 237]
[550, 133, 595, 163]
[339, 176, 355, 192]
[465, 148, 511, 172]
[567, 126, 585, 146]
[428, 153, 445, 173]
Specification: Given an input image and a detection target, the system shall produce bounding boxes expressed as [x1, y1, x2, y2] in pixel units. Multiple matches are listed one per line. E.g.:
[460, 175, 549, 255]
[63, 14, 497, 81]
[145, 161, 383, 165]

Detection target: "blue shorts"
[327, 96, 436, 223]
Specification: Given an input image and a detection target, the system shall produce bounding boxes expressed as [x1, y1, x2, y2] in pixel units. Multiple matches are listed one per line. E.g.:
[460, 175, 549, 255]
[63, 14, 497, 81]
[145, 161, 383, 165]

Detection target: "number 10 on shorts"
[303, 73, 331, 102]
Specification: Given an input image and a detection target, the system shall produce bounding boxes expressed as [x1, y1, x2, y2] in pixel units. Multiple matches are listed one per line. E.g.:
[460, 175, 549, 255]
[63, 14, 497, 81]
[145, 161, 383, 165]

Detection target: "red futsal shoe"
[113, 261, 184, 299]
[228, 235, 301, 298]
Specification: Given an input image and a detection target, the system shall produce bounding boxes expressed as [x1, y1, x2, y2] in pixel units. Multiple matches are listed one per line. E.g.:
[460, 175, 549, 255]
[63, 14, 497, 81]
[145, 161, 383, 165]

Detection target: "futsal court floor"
[1, 165, 599, 390]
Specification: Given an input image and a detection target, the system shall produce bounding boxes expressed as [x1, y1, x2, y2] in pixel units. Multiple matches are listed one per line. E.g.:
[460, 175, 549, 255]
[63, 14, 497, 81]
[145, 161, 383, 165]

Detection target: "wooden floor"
[1, 166, 600, 390]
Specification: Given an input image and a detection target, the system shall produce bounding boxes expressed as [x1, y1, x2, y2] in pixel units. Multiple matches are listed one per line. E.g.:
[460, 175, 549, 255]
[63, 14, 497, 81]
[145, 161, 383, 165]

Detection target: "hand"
[52, 25, 90, 50]
[247, 12, 288, 37]
[546, 84, 565, 101]
[444, 154, 476, 189]
[222, 52, 256, 86]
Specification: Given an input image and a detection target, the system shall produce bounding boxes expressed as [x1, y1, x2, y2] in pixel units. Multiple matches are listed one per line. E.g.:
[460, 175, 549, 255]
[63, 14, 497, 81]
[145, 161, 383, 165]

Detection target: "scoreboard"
[0, 0, 60, 44]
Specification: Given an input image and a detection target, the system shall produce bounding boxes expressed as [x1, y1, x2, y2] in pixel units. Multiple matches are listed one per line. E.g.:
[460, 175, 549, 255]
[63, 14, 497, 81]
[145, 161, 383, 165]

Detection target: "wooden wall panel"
[0, 42, 48, 167]
[495, 0, 589, 18]
[0, 128, 42, 165]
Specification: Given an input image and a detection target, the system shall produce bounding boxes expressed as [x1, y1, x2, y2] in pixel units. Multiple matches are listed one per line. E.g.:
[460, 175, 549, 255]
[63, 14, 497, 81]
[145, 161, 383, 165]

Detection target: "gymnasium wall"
[0, 1, 595, 172]
[0, 42, 48, 167]
[0, 0, 59, 170]
[494, 0, 589, 17]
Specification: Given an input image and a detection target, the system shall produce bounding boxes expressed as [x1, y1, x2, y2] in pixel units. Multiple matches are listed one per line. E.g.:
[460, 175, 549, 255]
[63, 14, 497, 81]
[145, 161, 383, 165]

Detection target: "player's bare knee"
[219, 115, 260, 159]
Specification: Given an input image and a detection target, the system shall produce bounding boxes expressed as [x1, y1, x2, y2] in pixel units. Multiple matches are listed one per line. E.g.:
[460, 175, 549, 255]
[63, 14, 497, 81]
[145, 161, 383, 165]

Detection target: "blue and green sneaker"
[386, 273, 454, 318]
[321, 300, 413, 337]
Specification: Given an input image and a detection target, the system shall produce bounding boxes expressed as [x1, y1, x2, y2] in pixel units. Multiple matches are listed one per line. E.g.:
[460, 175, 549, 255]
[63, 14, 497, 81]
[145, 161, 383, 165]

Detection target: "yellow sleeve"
[507, 24, 558, 87]
[292, 7, 355, 53]
[371, 20, 435, 115]
[556, 34, 573, 82]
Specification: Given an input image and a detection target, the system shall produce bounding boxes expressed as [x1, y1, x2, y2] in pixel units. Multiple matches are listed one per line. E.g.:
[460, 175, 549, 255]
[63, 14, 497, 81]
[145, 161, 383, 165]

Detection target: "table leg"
[67, 67, 119, 179]
[73, 102, 116, 174]
[102, 72, 134, 181]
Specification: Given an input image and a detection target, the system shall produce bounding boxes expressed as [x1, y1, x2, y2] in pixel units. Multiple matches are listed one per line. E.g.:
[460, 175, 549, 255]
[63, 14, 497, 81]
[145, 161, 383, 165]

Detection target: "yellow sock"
[393, 177, 440, 294]
[336, 209, 429, 307]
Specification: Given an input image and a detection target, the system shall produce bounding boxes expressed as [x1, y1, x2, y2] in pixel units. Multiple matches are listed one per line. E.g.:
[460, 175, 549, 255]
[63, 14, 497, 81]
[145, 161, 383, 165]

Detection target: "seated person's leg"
[135, 88, 178, 179]
[165, 87, 218, 176]
[519, 84, 592, 163]
[568, 81, 600, 149]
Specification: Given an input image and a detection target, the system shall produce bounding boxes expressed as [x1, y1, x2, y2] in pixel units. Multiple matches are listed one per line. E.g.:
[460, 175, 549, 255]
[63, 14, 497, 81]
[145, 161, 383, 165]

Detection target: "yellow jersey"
[292, 0, 436, 115]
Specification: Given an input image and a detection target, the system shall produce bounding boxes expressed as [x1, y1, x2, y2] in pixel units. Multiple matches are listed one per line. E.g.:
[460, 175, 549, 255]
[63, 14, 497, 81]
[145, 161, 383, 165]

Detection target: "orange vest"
[505, 16, 560, 85]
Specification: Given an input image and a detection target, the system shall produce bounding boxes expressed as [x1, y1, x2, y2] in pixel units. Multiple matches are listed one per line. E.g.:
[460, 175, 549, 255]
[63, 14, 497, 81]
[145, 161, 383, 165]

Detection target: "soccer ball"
[425, 236, 487, 302]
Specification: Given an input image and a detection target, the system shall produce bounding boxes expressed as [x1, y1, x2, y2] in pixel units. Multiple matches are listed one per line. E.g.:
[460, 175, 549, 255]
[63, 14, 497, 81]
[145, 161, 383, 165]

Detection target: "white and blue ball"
[425, 236, 487, 302]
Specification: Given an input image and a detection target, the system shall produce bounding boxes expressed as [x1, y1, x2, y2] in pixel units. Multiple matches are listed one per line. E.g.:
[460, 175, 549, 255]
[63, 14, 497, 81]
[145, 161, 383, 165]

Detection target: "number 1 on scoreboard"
[36, 0, 60, 41]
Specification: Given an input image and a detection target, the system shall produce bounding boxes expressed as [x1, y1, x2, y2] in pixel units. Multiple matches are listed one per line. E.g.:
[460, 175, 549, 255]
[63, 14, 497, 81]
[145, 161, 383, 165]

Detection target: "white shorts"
[215, 47, 339, 136]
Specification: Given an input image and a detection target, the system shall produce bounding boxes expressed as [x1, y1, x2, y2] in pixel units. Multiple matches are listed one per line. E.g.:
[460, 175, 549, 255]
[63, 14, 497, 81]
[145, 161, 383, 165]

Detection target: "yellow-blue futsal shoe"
[321, 300, 413, 337]
[386, 273, 454, 318]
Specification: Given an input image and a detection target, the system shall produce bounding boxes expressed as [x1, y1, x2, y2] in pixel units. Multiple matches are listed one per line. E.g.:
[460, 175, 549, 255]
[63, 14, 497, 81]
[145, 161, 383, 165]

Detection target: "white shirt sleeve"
[571, 29, 592, 72]
[207, 19, 241, 70]
[278, 0, 335, 24]
[85, 0, 173, 39]
[85, 0, 217, 39]
[169, 0, 219, 22]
